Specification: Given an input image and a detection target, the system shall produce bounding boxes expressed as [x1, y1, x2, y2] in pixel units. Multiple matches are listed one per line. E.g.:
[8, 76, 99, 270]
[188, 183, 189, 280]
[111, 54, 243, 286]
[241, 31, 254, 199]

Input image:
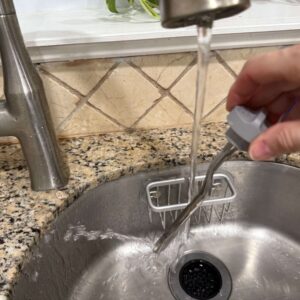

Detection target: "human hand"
[227, 45, 300, 160]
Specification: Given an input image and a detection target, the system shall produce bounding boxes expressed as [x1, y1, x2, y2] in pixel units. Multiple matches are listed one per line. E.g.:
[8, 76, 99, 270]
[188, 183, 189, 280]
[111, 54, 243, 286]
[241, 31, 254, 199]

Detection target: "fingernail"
[249, 140, 273, 160]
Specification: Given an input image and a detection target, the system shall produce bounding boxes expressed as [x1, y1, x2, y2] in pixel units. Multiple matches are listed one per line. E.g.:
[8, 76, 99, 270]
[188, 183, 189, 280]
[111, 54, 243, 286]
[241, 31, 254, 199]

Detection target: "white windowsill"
[16, 1, 300, 63]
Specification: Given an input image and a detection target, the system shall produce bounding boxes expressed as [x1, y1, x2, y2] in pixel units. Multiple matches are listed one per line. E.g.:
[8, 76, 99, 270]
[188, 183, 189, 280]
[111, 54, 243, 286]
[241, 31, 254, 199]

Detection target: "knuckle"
[276, 125, 296, 152]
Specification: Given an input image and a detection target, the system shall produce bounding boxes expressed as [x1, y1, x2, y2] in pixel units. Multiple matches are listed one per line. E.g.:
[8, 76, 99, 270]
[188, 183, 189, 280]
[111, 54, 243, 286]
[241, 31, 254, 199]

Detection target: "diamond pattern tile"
[203, 102, 227, 123]
[131, 53, 195, 89]
[41, 73, 80, 129]
[41, 58, 115, 96]
[171, 56, 234, 116]
[59, 104, 121, 137]
[89, 62, 161, 128]
[136, 96, 193, 129]
[217, 46, 278, 75]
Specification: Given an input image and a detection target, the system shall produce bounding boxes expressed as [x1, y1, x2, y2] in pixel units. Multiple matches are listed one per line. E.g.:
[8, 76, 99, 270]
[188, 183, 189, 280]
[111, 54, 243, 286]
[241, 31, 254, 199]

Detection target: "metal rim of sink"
[168, 250, 232, 300]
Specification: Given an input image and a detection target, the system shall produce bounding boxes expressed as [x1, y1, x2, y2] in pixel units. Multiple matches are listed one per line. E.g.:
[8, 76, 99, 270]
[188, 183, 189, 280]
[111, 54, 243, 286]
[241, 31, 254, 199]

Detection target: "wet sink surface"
[12, 162, 300, 300]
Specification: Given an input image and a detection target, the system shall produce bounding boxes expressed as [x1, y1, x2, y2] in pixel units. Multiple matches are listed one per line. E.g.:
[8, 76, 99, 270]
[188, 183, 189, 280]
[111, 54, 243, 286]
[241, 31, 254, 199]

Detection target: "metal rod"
[153, 142, 236, 253]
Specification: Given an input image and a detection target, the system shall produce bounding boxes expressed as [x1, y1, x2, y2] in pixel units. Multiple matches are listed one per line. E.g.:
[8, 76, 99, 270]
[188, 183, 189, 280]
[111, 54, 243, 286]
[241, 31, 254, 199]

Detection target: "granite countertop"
[0, 123, 299, 298]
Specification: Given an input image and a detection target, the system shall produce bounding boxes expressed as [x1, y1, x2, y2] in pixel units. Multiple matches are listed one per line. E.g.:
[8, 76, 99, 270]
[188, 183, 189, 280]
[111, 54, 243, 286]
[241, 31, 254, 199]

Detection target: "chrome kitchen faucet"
[0, 0, 68, 191]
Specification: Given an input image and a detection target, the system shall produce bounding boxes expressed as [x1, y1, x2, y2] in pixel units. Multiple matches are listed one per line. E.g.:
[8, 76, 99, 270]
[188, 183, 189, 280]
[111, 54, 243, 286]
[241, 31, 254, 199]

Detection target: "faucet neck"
[0, 0, 15, 15]
[0, 0, 69, 191]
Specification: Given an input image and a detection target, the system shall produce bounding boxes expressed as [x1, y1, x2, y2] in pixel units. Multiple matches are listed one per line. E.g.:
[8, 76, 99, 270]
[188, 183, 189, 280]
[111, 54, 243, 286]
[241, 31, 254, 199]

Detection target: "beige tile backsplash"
[131, 53, 195, 89]
[135, 96, 193, 129]
[89, 62, 161, 127]
[40, 73, 80, 129]
[216, 47, 278, 75]
[60, 104, 121, 137]
[41, 59, 116, 96]
[171, 55, 234, 115]
[0, 46, 278, 142]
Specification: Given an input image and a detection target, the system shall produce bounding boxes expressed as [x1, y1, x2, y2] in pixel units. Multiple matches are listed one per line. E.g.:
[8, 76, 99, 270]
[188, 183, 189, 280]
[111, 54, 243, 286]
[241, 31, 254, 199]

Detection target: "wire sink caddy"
[146, 173, 236, 229]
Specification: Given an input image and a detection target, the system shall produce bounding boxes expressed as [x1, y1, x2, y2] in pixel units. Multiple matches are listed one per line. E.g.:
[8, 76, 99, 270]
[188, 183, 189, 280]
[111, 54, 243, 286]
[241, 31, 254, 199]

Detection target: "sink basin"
[12, 161, 300, 300]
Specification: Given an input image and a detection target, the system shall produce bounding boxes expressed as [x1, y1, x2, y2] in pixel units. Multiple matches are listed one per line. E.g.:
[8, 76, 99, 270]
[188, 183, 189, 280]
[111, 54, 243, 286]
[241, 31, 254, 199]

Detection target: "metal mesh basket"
[146, 173, 236, 229]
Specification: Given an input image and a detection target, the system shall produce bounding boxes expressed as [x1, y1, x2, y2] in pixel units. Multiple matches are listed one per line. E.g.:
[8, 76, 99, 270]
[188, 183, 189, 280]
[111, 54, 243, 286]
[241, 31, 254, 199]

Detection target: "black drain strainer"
[168, 251, 232, 300]
[179, 259, 222, 300]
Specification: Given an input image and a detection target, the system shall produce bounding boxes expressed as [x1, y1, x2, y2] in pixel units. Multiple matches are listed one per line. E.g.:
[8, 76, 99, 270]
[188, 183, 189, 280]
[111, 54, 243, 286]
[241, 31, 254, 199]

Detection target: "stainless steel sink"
[12, 161, 300, 300]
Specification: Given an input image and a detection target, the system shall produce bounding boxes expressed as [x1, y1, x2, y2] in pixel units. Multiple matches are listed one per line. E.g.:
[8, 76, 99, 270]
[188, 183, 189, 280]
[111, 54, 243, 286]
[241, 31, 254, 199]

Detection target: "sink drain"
[168, 251, 232, 300]
[179, 259, 222, 299]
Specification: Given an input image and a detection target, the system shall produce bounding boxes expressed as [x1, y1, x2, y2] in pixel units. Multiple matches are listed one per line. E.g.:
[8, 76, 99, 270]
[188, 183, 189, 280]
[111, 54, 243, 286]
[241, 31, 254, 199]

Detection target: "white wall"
[14, 0, 104, 14]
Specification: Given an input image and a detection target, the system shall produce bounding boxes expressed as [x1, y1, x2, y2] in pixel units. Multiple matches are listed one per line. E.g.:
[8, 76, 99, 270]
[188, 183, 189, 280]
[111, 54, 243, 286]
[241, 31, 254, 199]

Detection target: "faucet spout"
[0, 0, 69, 191]
[160, 0, 250, 28]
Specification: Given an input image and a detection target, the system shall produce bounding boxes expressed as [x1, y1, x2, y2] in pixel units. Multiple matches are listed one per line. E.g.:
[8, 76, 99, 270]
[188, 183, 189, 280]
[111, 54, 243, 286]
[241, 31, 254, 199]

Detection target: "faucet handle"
[160, 0, 250, 28]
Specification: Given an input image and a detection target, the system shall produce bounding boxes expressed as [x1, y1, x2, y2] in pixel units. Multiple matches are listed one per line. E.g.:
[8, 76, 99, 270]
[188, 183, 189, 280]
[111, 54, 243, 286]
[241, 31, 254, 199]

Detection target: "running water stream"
[187, 25, 213, 235]
[170, 24, 213, 261]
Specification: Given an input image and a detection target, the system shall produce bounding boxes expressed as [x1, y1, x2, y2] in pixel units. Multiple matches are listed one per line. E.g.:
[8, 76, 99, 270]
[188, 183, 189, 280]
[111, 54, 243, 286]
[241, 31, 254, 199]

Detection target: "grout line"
[39, 67, 85, 99]
[214, 51, 238, 79]
[166, 51, 215, 91]
[83, 62, 121, 101]
[202, 96, 227, 121]
[156, 54, 193, 84]
[130, 96, 164, 128]
[166, 52, 217, 116]
[127, 61, 166, 95]
[123, 53, 197, 128]
[168, 55, 197, 90]
[168, 93, 194, 116]
[86, 102, 126, 129]
[128, 60, 194, 115]
[57, 62, 121, 131]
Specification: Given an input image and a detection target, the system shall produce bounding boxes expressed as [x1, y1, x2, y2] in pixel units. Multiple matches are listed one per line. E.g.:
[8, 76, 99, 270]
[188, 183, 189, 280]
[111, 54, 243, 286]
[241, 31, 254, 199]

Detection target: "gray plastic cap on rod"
[226, 106, 268, 151]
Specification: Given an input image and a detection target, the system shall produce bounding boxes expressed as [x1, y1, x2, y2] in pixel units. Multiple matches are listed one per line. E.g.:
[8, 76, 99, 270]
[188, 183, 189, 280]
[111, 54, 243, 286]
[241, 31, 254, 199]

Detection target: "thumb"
[249, 121, 300, 160]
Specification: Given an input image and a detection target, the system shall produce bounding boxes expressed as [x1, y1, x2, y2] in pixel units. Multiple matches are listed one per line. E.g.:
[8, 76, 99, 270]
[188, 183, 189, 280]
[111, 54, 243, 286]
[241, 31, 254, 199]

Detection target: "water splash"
[68, 226, 185, 300]
[64, 225, 154, 243]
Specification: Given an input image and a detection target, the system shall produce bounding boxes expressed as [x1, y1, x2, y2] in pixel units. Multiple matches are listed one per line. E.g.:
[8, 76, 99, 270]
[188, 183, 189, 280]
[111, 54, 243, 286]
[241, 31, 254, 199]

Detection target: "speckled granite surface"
[0, 124, 299, 298]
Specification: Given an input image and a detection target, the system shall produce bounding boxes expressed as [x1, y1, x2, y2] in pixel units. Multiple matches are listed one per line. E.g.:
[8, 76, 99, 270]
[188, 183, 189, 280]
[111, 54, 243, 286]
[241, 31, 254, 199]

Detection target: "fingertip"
[249, 139, 273, 161]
